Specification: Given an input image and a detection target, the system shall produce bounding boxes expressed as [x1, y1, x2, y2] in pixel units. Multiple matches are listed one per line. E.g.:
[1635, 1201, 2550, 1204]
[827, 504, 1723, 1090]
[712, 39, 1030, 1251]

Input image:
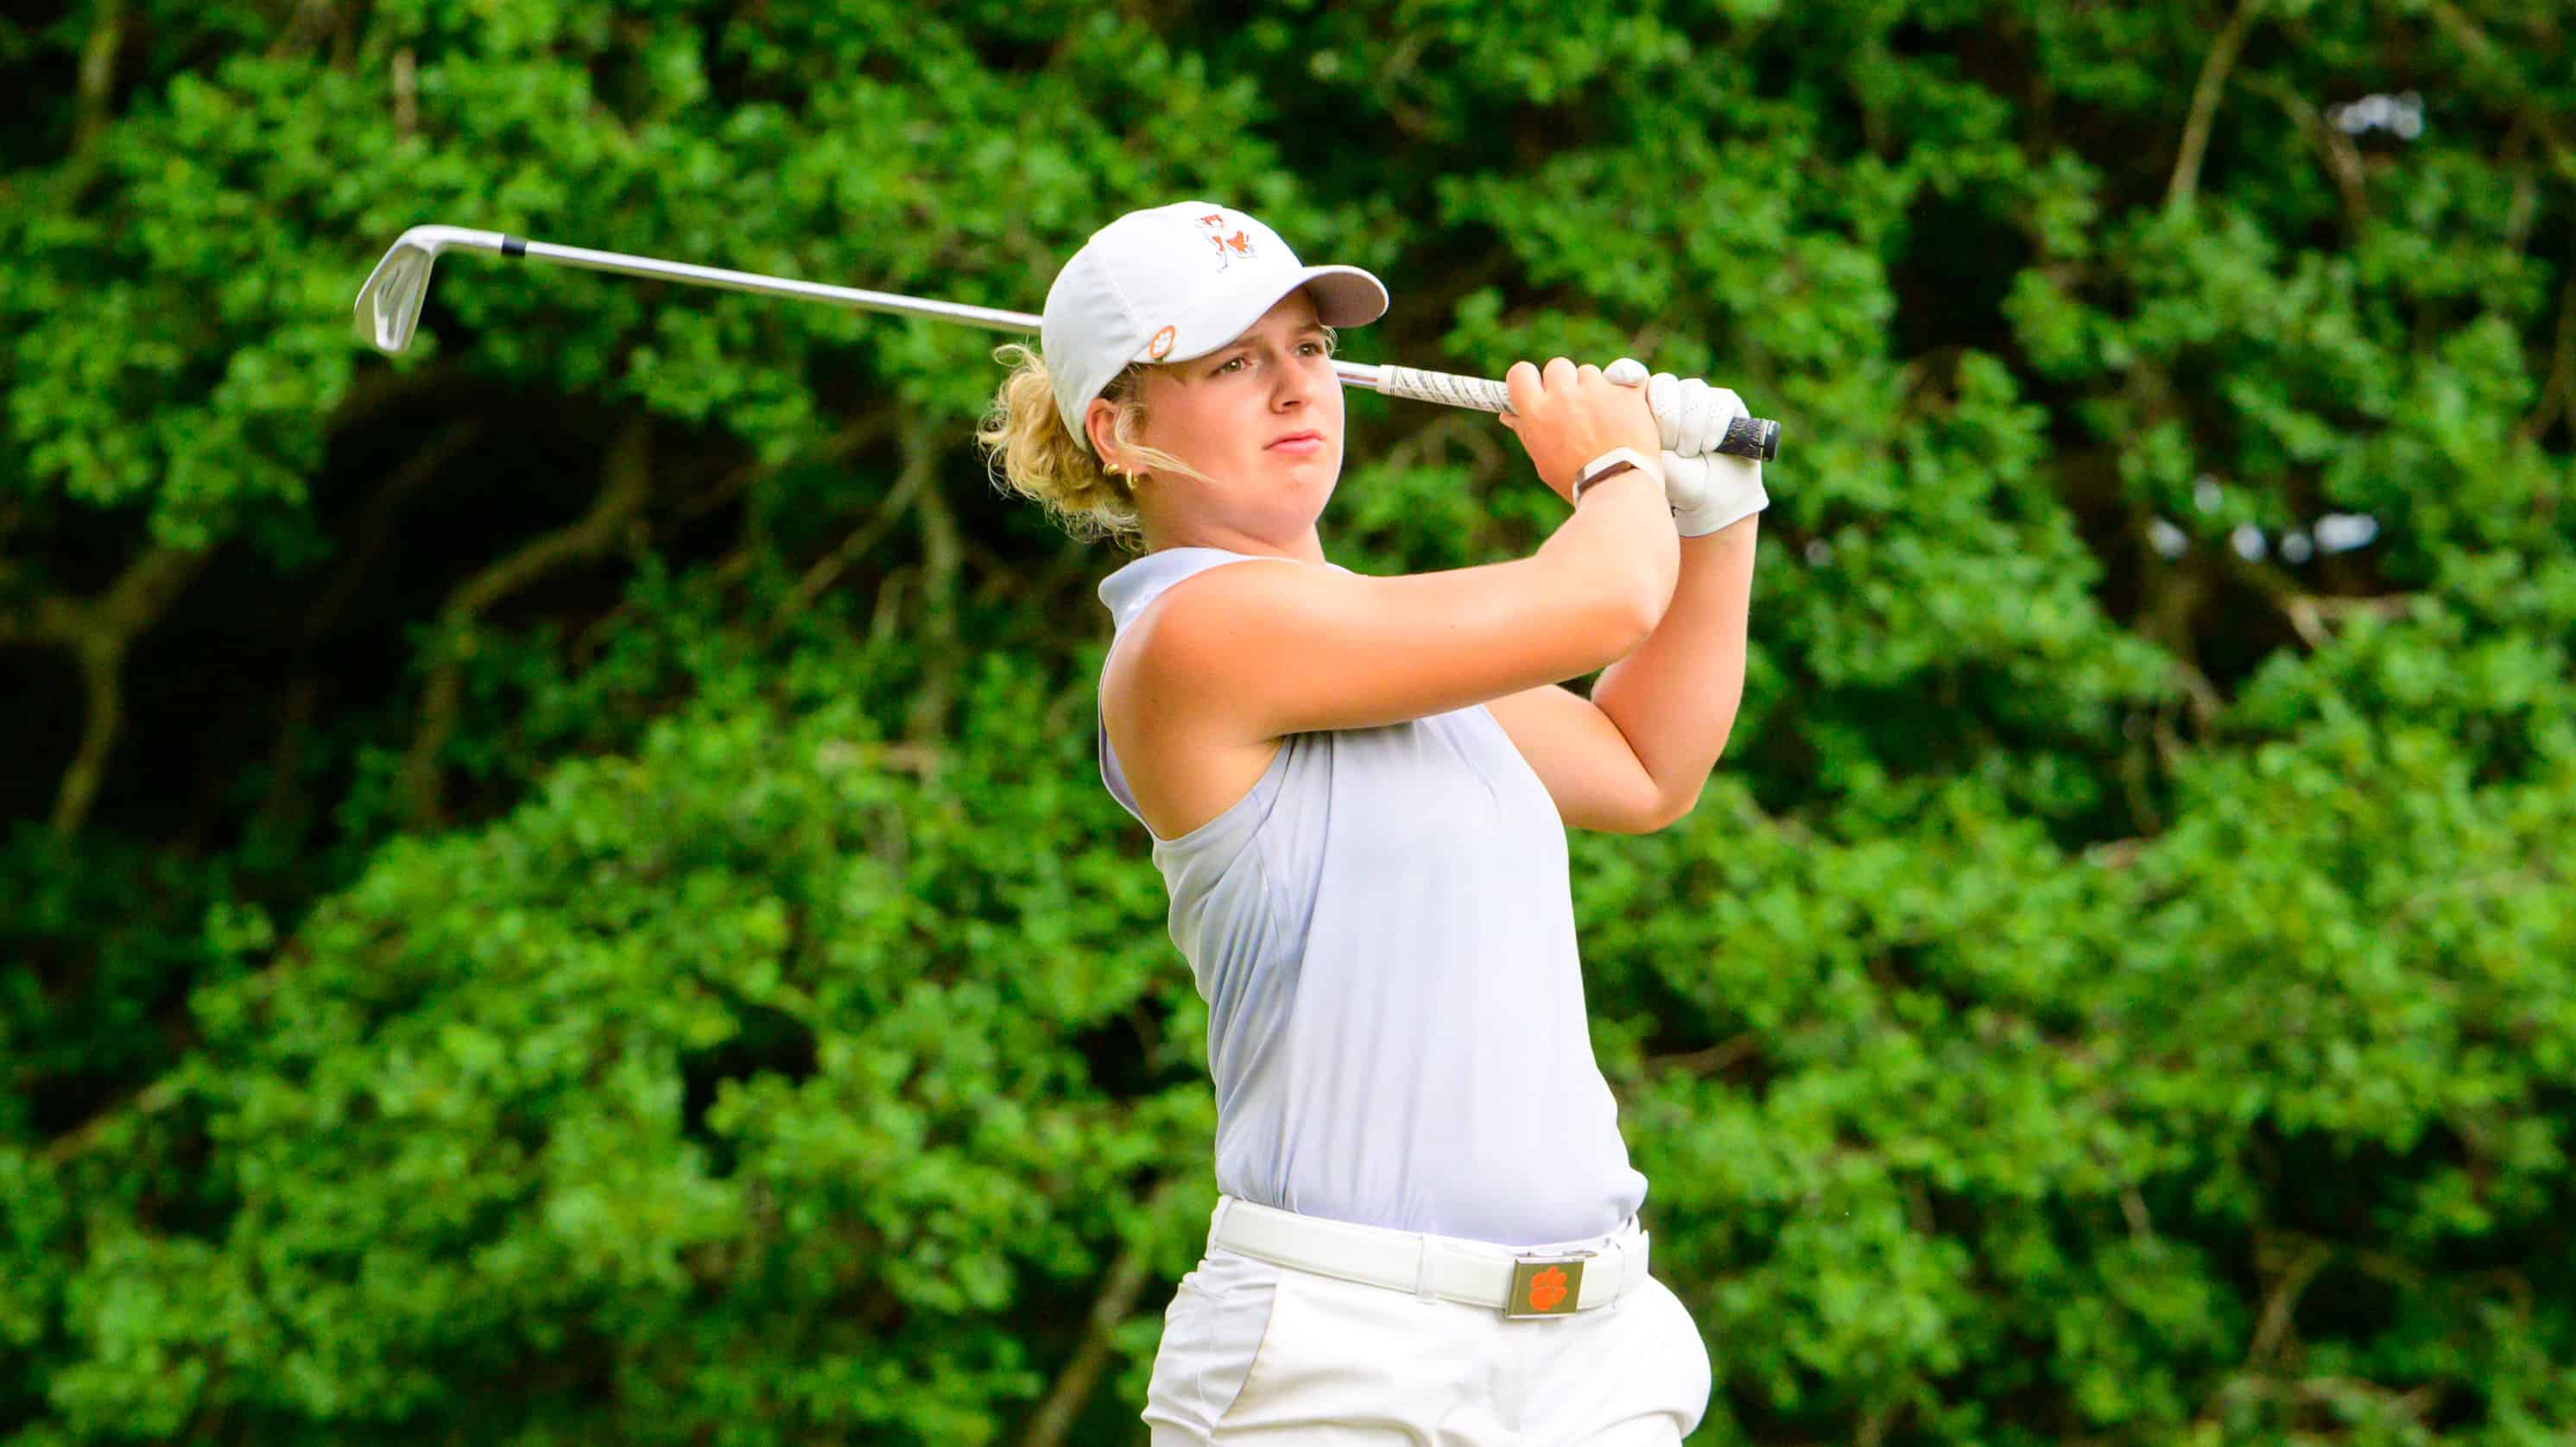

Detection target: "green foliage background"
[4, 1, 2573, 1441]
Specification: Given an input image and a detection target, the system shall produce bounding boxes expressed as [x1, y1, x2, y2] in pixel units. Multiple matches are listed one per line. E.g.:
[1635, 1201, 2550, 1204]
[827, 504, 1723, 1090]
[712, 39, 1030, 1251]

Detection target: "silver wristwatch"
[1572, 446, 1659, 503]
[1576, 445, 1659, 502]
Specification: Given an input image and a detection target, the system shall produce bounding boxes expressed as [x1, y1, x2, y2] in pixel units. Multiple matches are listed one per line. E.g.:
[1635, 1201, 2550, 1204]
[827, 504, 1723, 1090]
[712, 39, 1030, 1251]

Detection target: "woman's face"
[1087, 288, 1344, 546]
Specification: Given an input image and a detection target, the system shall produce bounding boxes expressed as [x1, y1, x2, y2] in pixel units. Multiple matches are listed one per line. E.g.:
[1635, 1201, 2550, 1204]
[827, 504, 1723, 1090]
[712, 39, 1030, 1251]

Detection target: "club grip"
[1376, 364, 1781, 462]
[1718, 414, 1779, 463]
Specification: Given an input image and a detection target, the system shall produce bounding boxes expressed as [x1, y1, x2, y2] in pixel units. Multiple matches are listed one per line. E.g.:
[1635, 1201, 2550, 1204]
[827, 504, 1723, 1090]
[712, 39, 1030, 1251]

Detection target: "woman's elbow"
[1644, 783, 1706, 833]
[1646, 738, 1734, 830]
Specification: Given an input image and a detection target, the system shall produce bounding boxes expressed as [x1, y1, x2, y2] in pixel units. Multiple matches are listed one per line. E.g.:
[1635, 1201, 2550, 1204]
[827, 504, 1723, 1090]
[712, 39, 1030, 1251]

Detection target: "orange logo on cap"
[1148, 325, 1176, 360]
[1198, 212, 1256, 271]
[1527, 1266, 1569, 1312]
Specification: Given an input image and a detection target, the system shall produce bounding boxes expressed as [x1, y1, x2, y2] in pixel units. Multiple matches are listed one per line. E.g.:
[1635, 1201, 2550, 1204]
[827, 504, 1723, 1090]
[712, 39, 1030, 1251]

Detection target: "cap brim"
[1149, 264, 1389, 367]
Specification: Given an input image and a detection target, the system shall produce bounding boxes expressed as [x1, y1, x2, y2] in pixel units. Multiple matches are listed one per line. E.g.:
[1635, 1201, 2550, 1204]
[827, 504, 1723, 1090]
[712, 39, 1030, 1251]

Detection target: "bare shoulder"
[1104, 558, 1311, 748]
[1099, 562, 1302, 840]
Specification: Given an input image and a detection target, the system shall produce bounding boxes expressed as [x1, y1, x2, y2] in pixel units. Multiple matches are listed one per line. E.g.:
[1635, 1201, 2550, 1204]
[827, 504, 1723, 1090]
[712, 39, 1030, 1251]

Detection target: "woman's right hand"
[1497, 357, 1665, 504]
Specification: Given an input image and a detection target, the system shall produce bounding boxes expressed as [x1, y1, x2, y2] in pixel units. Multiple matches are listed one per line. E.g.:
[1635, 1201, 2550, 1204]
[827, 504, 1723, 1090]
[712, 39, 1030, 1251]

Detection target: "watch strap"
[1573, 446, 1660, 502]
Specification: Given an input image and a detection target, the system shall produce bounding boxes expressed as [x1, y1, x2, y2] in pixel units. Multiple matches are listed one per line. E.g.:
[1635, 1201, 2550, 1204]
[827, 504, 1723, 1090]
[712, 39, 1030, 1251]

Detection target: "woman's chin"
[1271, 451, 1342, 486]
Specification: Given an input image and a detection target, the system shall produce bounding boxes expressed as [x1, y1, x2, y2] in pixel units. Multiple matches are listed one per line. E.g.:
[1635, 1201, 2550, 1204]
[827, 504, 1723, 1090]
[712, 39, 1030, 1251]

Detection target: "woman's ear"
[1084, 397, 1127, 471]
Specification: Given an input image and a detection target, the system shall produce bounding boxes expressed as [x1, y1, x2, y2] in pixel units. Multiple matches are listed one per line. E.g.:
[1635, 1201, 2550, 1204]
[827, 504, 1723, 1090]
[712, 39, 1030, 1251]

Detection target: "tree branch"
[2207, 536, 2417, 651]
[41, 1077, 183, 1166]
[2247, 1232, 2333, 1367]
[2425, 0, 2576, 184]
[2243, 73, 2368, 234]
[2166, 0, 2267, 218]
[902, 420, 964, 753]
[1020, 1176, 1188, 1447]
[402, 413, 654, 827]
[959, 534, 1094, 614]
[560, 414, 889, 665]
[100, 543, 212, 636]
[3, 543, 213, 835]
[73, 0, 126, 154]
[54, 631, 125, 835]
[392, 47, 419, 139]
[2500, 117, 2541, 252]
[1651, 1033, 1761, 1080]
[1856, 1396, 1911, 1447]
[302, 419, 490, 652]
[447, 420, 652, 616]
[2520, 279, 2576, 445]
[775, 417, 921, 623]
[1018, 1221, 1160, 1447]
[2120, 1188, 2155, 1243]
[244, 420, 487, 840]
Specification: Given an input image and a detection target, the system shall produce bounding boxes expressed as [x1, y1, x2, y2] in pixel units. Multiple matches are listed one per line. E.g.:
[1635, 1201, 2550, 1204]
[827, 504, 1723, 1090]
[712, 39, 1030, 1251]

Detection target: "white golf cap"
[1041, 201, 1389, 452]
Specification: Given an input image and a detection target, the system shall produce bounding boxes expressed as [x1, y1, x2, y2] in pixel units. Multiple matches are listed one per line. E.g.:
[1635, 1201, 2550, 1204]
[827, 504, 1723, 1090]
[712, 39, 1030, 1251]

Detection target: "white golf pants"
[1142, 1204, 1712, 1444]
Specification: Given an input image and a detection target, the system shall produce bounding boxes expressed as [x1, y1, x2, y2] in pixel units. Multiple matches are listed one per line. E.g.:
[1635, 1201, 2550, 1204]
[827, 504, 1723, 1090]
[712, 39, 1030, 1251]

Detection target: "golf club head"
[351, 226, 510, 354]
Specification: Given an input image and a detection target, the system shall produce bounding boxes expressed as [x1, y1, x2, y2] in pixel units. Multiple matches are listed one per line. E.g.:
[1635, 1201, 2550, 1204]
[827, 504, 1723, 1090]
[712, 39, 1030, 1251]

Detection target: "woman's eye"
[1218, 357, 1247, 374]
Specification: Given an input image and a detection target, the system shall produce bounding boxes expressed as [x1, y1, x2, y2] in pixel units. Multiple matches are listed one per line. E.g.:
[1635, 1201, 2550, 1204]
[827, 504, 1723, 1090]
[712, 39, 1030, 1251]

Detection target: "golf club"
[352, 226, 1782, 462]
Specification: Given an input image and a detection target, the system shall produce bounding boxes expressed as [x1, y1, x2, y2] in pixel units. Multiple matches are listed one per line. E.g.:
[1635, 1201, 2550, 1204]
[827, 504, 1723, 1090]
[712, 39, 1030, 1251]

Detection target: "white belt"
[1208, 1196, 1649, 1319]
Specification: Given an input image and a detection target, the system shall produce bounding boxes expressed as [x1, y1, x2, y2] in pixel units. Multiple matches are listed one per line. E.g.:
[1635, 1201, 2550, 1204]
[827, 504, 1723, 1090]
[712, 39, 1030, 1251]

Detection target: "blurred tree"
[3, 0, 2573, 1442]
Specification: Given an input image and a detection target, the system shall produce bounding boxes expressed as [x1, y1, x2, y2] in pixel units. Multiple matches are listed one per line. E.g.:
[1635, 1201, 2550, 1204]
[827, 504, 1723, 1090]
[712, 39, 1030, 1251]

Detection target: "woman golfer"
[979, 202, 1764, 1444]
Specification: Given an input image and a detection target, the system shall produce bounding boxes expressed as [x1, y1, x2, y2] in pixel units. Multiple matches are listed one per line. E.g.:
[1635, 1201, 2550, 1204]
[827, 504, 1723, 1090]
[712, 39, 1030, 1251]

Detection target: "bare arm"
[1133, 468, 1676, 739]
[1483, 517, 1756, 832]
[1128, 357, 1680, 743]
[1588, 514, 1759, 826]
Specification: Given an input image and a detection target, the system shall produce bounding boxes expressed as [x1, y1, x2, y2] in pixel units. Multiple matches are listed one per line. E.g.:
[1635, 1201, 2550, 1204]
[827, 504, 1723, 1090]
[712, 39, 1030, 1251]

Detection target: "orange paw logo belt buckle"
[1504, 1252, 1592, 1318]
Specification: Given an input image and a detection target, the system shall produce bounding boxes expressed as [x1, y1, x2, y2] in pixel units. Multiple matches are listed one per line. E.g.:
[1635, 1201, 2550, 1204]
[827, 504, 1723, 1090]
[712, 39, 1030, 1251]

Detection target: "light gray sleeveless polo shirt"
[1097, 545, 1649, 1248]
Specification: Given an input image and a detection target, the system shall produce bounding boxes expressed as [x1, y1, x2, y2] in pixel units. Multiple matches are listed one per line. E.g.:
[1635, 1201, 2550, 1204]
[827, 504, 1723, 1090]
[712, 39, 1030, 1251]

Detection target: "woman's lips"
[1269, 433, 1326, 455]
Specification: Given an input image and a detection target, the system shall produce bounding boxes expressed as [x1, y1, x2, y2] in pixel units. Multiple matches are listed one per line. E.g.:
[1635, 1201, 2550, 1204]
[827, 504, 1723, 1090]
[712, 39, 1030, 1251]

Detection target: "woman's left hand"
[1604, 357, 1769, 538]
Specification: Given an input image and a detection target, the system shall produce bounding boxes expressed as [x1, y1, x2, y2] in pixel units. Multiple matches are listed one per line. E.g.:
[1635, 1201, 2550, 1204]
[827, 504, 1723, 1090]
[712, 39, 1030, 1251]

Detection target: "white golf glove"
[1604, 357, 1768, 537]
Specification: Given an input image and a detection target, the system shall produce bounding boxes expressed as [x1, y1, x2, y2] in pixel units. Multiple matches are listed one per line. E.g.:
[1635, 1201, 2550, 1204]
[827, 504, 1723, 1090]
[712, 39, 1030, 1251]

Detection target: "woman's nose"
[1275, 367, 1315, 409]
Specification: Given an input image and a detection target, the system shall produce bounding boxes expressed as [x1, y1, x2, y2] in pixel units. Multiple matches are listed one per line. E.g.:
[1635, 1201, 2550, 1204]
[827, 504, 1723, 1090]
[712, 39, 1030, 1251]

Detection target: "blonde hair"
[977, 344, 1199, 553]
